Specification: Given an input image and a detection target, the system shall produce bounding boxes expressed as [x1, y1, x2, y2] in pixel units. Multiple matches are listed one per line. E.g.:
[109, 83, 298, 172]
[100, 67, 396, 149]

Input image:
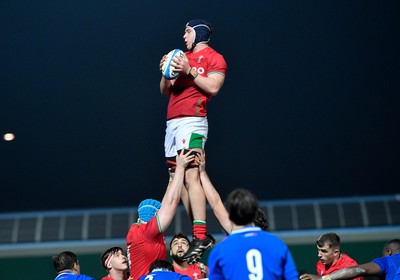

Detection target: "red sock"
[193, 221, 207, 240]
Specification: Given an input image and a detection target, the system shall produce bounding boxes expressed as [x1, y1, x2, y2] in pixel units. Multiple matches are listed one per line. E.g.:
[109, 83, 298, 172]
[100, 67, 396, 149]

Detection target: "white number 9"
[246, 249, 263, 280]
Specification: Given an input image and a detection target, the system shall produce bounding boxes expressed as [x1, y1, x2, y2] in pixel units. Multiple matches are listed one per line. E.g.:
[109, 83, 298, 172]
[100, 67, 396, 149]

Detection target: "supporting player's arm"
[158, 149, 194, 232]
[327, 263, 381, 280]
[195, 152, 231, 234]
[300, 262, 381, 280]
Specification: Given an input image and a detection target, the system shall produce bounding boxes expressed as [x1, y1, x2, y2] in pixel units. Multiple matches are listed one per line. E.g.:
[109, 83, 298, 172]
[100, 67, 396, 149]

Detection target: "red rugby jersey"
[126, 216, 166, 280]
[167, 46, 227, 120]
[173, 262, 208, 280]
[316, 252, 363, 280]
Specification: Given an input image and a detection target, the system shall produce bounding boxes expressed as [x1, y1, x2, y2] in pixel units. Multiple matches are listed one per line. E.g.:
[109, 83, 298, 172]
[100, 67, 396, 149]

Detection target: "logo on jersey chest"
[191, 66, 205, 75]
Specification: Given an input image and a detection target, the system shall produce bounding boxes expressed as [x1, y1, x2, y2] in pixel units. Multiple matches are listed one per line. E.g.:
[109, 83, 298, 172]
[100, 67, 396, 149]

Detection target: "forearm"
[328, 267, 366, 280]
[157, 165, 185, 232]
[162, 166, 185, 205]
[200, 171, 231, 233]
[160, 76, 173, 96]
[200, 171, 221, 208]
[190, 74, 224, 96]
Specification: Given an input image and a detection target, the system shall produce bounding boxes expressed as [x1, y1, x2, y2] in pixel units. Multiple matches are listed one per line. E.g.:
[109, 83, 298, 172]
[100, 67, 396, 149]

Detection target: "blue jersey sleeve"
[372, 256, 387, 275]
[283, 247, 300, 280]
[207, 248, 225, 280]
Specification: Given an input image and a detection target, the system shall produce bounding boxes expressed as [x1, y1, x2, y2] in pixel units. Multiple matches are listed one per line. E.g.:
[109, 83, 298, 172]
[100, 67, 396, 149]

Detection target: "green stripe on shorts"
[189, 133, 204, 149]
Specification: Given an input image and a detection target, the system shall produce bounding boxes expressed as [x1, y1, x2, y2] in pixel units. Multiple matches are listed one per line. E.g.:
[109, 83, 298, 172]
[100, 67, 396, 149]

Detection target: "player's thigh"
[164, 119, 178, 158]
[175, 117, 208, 151]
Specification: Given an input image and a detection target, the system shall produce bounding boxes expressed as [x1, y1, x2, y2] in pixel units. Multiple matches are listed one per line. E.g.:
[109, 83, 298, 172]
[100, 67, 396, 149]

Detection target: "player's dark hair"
[149, 259, 175, 272]
[225, 188, 258, 226]
[101, 246, 124, 270]
[254, 208, 269, 231]
[52, 251, 78, 272]
[169, 232, 190, 248]
[384, 239, 400, 254]
[316, 232, 341, 248]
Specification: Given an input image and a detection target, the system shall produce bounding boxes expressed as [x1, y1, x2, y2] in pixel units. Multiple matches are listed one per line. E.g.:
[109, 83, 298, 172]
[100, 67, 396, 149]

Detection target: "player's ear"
[334, 248, 340, 256]
[73, 261, 80, 273]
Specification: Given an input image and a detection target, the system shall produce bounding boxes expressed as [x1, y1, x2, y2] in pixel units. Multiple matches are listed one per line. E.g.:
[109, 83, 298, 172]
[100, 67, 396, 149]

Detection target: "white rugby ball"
[162, 49, 185, 80]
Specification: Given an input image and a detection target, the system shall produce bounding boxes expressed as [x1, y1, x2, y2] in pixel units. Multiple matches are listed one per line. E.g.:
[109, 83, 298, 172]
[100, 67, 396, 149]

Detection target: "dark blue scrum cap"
[138, 199, 161, 222]
[186, 19, 213, 48]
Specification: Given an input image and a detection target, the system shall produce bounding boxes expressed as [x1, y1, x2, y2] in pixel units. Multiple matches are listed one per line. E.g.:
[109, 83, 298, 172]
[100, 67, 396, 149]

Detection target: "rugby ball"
[162, 49, 185, 80]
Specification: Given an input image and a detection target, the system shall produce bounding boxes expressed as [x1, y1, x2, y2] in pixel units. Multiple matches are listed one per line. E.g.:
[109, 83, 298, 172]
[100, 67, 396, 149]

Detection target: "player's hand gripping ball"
[162, 49, 185, 80]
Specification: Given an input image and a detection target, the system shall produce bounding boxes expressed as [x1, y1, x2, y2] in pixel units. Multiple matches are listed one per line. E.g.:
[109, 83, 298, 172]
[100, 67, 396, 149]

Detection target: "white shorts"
[164, 117, 208, 158]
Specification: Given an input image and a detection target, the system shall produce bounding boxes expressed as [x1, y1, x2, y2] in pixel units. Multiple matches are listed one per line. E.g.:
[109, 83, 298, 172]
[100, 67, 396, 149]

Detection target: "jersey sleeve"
[283, 246, 300, 280]
[371, 256, 386, 275]
[207, 53, 227, 76]
[141, 215, 162, 241]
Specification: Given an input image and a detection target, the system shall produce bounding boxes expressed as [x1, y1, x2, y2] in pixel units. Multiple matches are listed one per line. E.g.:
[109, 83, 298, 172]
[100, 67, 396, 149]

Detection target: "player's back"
[208, 226, 299, 280]
[126, 220, 166, 280]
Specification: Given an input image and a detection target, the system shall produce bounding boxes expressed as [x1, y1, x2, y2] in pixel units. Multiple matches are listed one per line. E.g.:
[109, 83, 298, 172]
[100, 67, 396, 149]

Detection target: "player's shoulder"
[206, 46, 221, 54]
[206, 47, 224, 58]
[340, 252, 359, 264]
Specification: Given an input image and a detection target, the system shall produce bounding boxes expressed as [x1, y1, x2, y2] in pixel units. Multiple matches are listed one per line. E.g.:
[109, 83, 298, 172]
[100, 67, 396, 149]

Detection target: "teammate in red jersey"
[126, 149, 194, 280]
[159, 19, 227, 265]
[300, 239, 400, 280]
[301, 233, 363, 280]
[169, 232, 208, 279]
[100, 247, 130, 280]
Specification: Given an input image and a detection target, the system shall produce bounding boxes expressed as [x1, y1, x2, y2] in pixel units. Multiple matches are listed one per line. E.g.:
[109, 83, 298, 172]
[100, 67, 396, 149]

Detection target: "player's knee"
[185, 168, 201, 184]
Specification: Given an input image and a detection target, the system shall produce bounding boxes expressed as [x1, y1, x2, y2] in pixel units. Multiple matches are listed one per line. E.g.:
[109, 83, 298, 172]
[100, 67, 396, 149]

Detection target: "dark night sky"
[1, 1, 399, 213]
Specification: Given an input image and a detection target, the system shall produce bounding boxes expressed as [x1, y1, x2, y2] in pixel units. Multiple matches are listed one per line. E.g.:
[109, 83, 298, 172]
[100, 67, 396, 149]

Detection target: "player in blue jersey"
[207, 188, 299, 280]
[52, 251, 96, 280]
[139, 259, 192, 280]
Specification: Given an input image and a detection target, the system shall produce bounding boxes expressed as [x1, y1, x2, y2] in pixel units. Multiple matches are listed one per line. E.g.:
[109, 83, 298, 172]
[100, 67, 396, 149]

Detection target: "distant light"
[3, 133, 15, 141]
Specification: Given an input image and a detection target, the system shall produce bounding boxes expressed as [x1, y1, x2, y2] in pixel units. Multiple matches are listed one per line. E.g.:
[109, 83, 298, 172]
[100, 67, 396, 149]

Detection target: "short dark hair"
[52, 251, 78, 272]
[169, 232, 190, 248]
[149, 259, 175, 272]
[384, 239, 400, 254]
[316, 233, 341, 248]
[101, 247, 124, 270]
[225, 188, 258, 226]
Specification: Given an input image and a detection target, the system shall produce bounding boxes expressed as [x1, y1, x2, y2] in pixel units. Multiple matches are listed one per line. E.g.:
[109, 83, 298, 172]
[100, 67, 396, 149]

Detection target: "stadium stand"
[1, 194, 399, 257]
